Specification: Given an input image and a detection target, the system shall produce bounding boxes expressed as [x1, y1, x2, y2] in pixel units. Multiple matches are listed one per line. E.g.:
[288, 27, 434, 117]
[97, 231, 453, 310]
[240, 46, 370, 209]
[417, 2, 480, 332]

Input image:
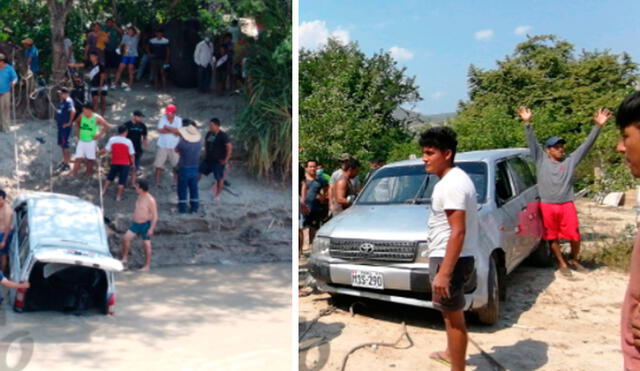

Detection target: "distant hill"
[392, 107, 456, 132]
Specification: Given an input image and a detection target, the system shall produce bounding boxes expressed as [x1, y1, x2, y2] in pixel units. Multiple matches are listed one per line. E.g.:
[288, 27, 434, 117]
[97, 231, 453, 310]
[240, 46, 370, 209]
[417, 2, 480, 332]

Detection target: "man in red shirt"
[100, 125, 135, 201]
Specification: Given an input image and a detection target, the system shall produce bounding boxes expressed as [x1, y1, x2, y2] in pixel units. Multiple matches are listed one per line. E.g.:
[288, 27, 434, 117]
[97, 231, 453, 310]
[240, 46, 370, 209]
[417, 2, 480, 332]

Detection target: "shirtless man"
[121, 180, 158, 271]
[331, 158, 360, 217]
[0, 189, 13, 275]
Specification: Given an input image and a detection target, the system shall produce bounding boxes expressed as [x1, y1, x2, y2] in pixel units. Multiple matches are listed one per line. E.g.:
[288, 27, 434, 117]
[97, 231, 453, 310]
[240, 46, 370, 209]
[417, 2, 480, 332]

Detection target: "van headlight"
[415, 241, 429, 263]
[312, 237, 330, 256]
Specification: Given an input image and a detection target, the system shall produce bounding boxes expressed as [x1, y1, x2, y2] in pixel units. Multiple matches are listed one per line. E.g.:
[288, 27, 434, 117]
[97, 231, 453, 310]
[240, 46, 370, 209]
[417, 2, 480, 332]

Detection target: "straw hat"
[178, 125, 201, 143]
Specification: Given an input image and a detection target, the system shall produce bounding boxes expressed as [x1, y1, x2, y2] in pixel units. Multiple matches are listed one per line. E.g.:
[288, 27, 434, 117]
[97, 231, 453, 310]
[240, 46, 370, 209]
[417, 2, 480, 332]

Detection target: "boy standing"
[121, 180, 158, 271]
[421, 127, 478, 371]
[124, 110, 148, 184]
[55, 88, 75, 172]
[615, 91, 640, 369]
[71, 104, 110, 177]
[100, 125, 136, 201]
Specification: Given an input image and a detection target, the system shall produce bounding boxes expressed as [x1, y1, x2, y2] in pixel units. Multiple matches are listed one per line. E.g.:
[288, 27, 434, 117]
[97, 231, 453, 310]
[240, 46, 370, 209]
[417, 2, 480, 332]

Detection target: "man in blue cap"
[518, 106, 612, 276]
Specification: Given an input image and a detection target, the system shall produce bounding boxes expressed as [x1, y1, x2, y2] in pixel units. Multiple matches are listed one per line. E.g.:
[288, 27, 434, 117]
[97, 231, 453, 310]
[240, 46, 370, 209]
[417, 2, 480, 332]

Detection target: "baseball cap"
[133, 110, 145, 117]
[58, 87, 69, 94]
[545, 136, 566, 147]
[0, 53, 6, 62]
[337, 153, 352, 161]
[21, 38, 34, 45]
[165, 104, 177, 114]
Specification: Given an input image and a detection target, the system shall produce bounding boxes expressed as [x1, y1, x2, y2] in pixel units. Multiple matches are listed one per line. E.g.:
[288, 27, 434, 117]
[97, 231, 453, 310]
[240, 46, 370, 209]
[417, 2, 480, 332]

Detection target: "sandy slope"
[0, 84, 292, 267]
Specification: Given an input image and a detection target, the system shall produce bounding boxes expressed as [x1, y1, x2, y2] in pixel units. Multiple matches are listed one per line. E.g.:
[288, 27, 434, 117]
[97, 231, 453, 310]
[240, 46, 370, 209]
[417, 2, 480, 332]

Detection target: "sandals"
[567, 259, 588, 273]
[429, 351, 451, 367]
[559, 266, 572, 277]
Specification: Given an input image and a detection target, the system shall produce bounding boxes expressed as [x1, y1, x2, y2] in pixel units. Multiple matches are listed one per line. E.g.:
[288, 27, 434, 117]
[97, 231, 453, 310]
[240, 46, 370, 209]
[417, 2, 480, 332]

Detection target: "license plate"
[351, 270, 384, 290]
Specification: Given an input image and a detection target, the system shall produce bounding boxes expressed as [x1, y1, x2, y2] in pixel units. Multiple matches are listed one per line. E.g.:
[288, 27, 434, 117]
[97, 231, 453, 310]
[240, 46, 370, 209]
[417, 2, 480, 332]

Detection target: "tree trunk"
[47, 0, 73, 88]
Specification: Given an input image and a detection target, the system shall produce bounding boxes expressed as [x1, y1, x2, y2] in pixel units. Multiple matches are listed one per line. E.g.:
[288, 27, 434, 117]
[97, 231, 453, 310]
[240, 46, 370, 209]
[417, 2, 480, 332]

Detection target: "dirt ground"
[1, 263, 291, 370]
[0, 84, 292, 267]
[299, 197, 637, 370]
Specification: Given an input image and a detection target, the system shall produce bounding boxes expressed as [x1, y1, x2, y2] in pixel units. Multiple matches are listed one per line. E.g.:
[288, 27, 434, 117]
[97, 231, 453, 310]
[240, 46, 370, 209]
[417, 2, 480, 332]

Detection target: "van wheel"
[528, 240, 554, 267]
[476, 255, 500, 325]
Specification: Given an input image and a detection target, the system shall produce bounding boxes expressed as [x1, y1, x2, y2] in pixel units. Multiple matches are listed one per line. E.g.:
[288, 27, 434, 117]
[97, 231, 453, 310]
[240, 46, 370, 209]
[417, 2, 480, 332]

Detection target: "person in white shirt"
[154, 104, 182, 186]
[193, 35, 213, 93]
[421, 127, 478, 371]
[114, 26, 140, 91]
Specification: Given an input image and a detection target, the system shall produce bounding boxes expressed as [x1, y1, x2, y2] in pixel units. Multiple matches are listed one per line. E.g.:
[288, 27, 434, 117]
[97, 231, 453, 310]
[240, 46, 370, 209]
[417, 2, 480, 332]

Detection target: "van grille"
[329, 239, 417, 262]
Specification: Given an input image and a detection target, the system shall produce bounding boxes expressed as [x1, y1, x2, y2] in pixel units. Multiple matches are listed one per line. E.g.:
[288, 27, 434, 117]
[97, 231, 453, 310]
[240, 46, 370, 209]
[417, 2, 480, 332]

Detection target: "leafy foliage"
[233, 0, 291, 180]
[453, 35, 638, 192]
[299, 39, 420, 170]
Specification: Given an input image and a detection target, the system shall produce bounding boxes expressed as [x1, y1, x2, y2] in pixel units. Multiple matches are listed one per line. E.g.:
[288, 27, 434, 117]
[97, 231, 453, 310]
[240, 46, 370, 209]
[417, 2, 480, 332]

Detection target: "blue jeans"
[177, 167, 199, 213]
[136, 54, 152, 82]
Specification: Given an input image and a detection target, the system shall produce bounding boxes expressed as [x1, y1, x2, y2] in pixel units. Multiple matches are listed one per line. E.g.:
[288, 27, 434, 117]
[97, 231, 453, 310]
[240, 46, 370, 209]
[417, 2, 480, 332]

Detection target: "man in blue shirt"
[55, 88, 76, 171]
[0, 53, 18, 132]
[22, 38, 40, 74]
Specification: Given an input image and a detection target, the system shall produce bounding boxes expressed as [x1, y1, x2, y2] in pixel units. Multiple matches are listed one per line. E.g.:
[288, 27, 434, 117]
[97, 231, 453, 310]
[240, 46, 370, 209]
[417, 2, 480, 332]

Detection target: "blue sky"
[300, 0, 640, 115]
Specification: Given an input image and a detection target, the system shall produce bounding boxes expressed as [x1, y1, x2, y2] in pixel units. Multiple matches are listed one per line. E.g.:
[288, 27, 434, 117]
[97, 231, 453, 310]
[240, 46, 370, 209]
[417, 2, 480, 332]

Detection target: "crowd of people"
[298, 154, 384, 253]
[0, 98, 234, 275]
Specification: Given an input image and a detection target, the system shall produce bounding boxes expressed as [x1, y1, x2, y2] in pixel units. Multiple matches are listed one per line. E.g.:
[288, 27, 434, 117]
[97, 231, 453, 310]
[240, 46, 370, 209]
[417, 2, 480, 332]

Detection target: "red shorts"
[539, 201, 580, 241]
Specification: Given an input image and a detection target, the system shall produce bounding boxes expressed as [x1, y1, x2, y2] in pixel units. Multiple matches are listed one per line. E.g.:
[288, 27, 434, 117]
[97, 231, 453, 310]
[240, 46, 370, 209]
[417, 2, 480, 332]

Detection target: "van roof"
[15, 192, 109, 254]
[383, 148, 530, 168]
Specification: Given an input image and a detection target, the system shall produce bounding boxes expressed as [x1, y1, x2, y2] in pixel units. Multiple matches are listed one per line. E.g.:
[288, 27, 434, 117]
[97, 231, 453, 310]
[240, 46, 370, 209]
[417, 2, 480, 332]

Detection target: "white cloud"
[431, 91, 445, 100]
[514, 25, 532, 36]
[388, 46, 415, 61]
[299, 20, 350, 49]
[474, 29, 494, 42]
[330, 29, 350, 45]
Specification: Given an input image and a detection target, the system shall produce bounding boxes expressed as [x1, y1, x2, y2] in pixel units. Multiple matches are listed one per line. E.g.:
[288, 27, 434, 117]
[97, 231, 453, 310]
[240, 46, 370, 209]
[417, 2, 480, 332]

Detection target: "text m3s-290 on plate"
[351, 270, 384, 289]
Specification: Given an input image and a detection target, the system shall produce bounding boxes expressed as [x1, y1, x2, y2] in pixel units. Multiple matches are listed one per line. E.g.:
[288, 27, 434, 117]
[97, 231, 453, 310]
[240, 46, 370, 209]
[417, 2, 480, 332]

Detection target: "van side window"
[507, 157, 536, 192]
[495, 161, 514, 205]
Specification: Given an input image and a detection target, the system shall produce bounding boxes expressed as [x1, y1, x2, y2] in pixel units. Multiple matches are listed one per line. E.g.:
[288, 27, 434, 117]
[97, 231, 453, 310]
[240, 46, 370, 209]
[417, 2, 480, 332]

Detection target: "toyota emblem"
[359, 242, 375, 255]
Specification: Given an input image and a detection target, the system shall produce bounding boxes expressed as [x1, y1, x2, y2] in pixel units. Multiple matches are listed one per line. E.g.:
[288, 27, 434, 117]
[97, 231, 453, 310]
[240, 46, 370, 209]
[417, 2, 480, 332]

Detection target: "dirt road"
[2, 263, 291, 371]
[299, 199, 635, 370]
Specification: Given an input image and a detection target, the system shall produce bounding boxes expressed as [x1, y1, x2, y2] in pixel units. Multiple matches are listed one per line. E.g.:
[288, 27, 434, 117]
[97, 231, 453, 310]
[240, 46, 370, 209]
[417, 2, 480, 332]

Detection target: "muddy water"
[1, 263, 291, 370]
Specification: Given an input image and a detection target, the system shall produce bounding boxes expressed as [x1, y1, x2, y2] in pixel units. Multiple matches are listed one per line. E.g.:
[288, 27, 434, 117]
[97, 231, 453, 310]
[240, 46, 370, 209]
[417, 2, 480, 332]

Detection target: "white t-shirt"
[156, 115, 183, 149]
[426, 167, 479, 258]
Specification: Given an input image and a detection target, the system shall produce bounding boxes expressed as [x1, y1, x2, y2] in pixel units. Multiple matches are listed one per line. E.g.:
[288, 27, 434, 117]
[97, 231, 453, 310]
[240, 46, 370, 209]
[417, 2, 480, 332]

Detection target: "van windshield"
[357, 162, 487, 205]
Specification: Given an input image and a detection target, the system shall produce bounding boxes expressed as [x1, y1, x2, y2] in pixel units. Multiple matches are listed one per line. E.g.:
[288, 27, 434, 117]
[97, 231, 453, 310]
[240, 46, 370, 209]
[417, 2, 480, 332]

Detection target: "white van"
[8, 192, 123, 315]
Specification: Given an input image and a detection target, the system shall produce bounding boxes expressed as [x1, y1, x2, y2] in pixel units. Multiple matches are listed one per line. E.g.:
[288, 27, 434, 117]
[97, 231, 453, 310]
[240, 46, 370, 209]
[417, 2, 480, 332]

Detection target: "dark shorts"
[106, 50, 119, 69]
[429, 256, 475, 312]
[199, 161, 225, 180]
[302, 205, 323, 229]
[107, 164, 130, 186]
[0, 230, 14, 256]
[57, 126, 72, 148]
[128, 221, 151, 241]
[90, 88, 108, 97]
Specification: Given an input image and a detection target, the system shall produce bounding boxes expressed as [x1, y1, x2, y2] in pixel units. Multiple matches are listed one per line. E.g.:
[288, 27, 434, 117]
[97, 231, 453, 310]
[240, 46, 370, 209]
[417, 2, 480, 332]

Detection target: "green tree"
[453, 35, 638, 191]
[300, 39, 420, 169]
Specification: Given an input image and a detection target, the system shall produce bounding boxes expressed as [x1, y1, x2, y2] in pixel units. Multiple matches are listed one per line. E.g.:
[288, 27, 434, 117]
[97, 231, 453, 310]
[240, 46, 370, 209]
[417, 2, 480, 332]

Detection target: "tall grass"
[234, 0, 291, 181]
